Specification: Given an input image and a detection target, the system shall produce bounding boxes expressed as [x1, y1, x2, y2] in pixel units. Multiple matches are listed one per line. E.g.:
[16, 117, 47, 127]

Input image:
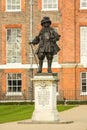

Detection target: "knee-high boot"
[47, 60, 52, 73]
[37, 60, 43, 73]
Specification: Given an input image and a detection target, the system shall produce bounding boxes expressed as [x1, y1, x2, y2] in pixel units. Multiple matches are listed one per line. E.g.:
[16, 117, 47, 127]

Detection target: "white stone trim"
[0, 63, 85, 69]
[0, 64, 37, 69]
[61, 63, 83, 68]
[6, 92, 22, 96]
[80, 92, 87, 96]
[0, 63, 61, 69]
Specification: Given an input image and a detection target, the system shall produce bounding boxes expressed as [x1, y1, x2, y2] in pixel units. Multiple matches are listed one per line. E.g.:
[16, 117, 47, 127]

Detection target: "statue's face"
[43, 22, 50, 28]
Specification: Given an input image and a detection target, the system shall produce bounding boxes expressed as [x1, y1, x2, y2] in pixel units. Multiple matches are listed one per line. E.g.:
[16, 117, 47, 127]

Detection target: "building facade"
[0, 0, 87, 101]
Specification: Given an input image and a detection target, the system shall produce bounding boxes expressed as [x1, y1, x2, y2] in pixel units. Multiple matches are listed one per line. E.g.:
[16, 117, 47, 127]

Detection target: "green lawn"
[57, 105, 76, 112]
[0, 104, 75, 124]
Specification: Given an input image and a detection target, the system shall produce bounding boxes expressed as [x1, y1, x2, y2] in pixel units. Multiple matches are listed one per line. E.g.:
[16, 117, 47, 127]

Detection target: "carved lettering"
[37, 87, 50, 106]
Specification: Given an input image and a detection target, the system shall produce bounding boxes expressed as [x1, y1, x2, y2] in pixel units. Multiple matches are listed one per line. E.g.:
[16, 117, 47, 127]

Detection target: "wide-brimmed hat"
[41, 17, 51, 25]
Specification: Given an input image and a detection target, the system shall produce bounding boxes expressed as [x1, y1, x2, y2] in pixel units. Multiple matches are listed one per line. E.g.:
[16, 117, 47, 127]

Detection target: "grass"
[0, 104, 34, 124]
[0, 104, 75, 124]
[57, 105, 75, 112]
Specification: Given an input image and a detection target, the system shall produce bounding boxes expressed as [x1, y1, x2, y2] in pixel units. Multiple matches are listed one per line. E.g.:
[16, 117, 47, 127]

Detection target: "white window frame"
[6, 73, 22, 96]
[6, 0, 21, 12]
[80, 0, 87, 10]
[6, 28, 22, 64]
[42, 0, 58, 11]
[80, 26, 87, 66]
[80, 72, 87, 95]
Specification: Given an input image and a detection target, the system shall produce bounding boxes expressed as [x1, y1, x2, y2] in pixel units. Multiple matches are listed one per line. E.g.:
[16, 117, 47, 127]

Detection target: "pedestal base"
[32, 73, 59, 122]
[32, 109, 59, 122]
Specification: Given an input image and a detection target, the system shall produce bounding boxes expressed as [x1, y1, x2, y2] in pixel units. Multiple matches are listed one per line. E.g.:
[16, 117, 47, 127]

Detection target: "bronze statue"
[29, 17, 61, 73]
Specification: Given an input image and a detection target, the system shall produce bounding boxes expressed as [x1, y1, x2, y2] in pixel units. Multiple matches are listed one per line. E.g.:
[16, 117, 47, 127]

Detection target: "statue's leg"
[37, 52, 45, 73]
[46, 53, 53, 73]
[37, 60, 43, 73]
[47, 60, 52, 73]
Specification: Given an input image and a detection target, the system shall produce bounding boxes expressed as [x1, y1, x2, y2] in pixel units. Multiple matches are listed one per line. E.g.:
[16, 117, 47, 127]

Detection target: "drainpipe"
[29, 0, 33, 102]
[74, 0, 77, 100]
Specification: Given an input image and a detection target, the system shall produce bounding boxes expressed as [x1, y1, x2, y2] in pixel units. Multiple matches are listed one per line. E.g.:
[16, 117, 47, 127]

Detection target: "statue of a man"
[30, 16, 61, 73]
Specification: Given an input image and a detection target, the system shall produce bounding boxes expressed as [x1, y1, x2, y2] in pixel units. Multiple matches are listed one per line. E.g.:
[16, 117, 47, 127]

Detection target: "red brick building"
[0, 0, 87, 101]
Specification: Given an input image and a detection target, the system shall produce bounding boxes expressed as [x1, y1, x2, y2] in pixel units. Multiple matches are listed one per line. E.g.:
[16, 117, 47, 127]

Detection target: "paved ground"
[0, 105, 87, 130]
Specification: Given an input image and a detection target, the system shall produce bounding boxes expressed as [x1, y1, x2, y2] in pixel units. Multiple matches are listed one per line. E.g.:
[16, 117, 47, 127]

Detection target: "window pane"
[82, 86, 86, 92]
[8, 74, 12, 79]
[8, 80, 12, 86]
[6, 0, 21, 11]
[12, 0, 15, 4]
[17, 6, 20, 9]
[17, 74, 21, 79]
[6, 28, 22, 63]
[18, 80, 21, 85]
[80, 0, 87, 9]
[13, 80, 17, 86]
[44, 0, 47, 3]
[13, 87, 16, 92]
[12, 74, 16, 79]
[42, 0, 58, 10]
[48, 0, 50, 3]
[54, 0, 57, 2]
[8, 87, 13, 92]
[52, 4, 57, 8]
[82, 79, 86, 83]
[82, 73, 86, 78]
[82, 3, 87, 7]
[7, 73, 22, 93]
[48, 4, 52, 8]
[7, 5, 11, 10]
[18, 87, 21, 92]
[12, 6, 16, 10]
[81, 72, 87, 93]
[80, 27, 87, 65]
[7, 0, 11, 3]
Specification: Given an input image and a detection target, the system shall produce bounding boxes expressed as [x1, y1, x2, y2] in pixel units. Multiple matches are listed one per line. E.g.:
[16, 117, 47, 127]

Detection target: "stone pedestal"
[32, 73, 59, 122]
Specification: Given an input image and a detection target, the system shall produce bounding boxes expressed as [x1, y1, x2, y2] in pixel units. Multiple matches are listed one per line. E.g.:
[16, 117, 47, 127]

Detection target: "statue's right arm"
[32, 36, 40, 45]
[29, 35, 40, 45]
[29, 29, 42, 45]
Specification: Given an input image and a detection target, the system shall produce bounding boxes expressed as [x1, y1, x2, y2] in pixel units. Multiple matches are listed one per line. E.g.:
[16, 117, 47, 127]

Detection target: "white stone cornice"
[0, 62, 61, 69]
[0, 63, 85, 69]
[61, 63, 83, 68]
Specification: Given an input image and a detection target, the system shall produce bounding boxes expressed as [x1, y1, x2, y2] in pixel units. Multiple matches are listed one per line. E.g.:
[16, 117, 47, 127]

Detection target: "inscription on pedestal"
[37, 87, 50, 106]
[37, 81, 50, 106]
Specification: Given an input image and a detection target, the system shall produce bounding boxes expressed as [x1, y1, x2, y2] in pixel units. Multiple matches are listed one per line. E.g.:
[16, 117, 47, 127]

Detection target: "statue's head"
[41, 17, 51, 26]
